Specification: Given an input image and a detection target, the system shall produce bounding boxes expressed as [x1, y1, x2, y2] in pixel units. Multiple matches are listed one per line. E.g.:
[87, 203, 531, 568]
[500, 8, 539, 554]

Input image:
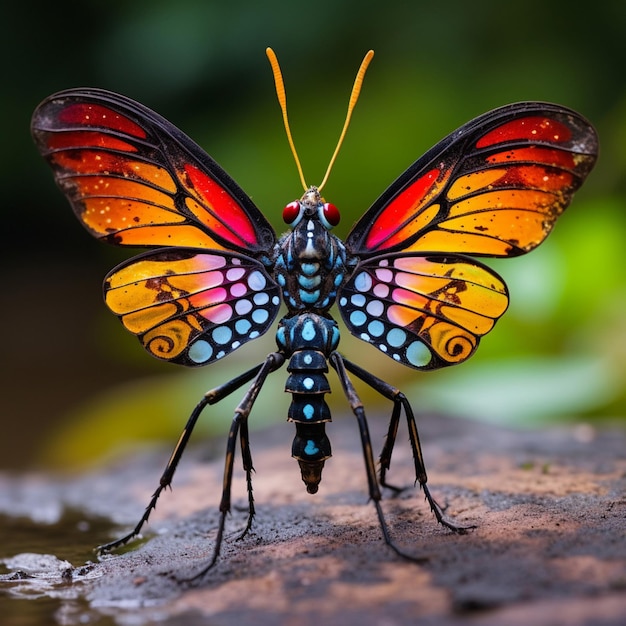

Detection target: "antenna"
[318, 49, 374, 192]
[266, 47, 374, 193]
[266, 48, 308, 191]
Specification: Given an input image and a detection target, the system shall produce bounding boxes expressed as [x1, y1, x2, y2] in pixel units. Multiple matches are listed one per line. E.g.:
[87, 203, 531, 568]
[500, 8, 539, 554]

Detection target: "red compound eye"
[322, 202, 340, 227]
[283, 200, 302, 225]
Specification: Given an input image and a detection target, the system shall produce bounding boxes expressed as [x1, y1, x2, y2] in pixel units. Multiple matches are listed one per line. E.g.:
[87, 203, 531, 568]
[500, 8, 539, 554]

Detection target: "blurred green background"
[2, 0, 624, 470]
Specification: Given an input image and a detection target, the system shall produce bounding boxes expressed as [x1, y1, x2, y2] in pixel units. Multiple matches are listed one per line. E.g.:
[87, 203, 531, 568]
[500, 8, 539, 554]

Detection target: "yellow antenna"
[266, 47, 374, 194]
[318, 49, 374, 192]
[266, 47, 308, 191]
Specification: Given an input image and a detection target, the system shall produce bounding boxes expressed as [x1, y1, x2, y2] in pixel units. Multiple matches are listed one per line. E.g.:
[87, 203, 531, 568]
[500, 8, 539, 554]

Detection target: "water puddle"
[0, 509, 119, 625]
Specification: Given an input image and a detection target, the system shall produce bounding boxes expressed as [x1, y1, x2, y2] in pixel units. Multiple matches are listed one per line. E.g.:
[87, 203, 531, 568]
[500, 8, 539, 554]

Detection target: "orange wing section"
[338, 253, 508, 370]
[31, 89, 276, 254]
[346, 103, 597, 258]
[104, 250, 281, 366]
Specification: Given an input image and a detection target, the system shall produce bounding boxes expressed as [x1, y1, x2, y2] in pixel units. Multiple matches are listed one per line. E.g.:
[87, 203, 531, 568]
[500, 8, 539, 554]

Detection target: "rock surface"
[1, 413, 625, 625]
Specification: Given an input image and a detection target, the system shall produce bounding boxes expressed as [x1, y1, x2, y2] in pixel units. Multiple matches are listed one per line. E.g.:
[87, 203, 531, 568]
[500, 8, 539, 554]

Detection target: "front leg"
[97, 361, 269, 555]
[185, 352, 285, 581]
[340, 357, 473, 534]
[330, 352, 426, 562]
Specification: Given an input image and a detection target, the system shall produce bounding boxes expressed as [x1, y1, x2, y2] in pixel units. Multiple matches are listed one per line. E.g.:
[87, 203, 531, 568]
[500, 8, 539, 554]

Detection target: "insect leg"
[340, 356, 472, 534]
[339, 358, 423, 488]
[189, 351, 285, 579]
[96, 362, 268, 554]
[329, 352, 426, 561]
[236, 417, 255, 540]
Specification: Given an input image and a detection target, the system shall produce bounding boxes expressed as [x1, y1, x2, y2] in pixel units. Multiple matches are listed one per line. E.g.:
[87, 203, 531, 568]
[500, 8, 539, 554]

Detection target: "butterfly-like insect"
[31, 49, 597, 577]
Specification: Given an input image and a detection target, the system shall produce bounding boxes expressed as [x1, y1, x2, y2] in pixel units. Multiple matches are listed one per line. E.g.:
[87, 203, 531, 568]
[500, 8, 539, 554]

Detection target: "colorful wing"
[338, 252, 508, 370]
[31, 88, 276, 255]
[104, 249, 281, 366]
[345, 102, 598, 258]
[339, 102, 597, 370]
[32, 88, 281, 364]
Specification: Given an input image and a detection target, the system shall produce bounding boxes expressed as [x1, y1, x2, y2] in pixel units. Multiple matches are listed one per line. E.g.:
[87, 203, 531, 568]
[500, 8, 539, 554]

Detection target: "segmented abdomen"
[276, 313, 340, 494]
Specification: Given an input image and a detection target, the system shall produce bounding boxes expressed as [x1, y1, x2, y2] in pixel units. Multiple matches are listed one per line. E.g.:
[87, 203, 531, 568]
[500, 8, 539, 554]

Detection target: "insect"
[31, 48, 597, 576]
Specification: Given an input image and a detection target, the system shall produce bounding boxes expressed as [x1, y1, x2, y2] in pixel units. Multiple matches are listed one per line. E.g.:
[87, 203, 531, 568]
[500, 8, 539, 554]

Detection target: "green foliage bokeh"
[3, 0, 624, 468]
